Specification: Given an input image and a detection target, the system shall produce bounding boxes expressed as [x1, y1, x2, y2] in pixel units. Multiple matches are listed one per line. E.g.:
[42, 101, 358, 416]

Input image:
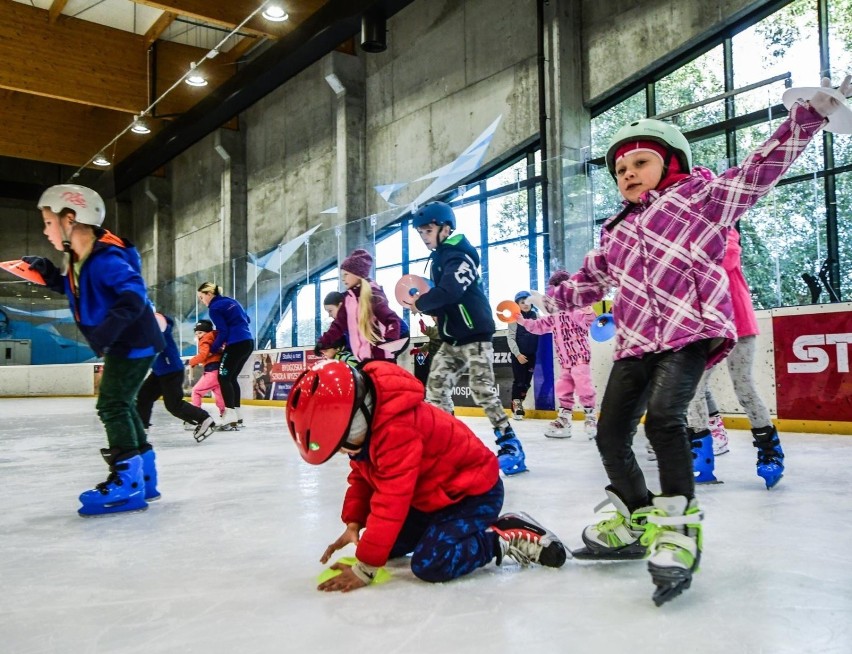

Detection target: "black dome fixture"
[360, 10, 387, 53]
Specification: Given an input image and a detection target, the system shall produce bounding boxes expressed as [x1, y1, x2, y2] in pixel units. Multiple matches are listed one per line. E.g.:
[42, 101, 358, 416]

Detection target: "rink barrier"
[2, 303, 851, 435]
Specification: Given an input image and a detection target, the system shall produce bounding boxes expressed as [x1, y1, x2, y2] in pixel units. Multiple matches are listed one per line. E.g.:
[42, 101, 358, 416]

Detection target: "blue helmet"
[514, 291, 532, 303]
[411, 201, 456, 230]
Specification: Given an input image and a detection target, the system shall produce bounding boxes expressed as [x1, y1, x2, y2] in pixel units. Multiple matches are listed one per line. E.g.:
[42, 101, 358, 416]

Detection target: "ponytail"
[356, 281, 381, 345]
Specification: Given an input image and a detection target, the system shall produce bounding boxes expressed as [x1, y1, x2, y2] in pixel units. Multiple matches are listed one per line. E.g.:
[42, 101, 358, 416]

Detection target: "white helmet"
[37, 184, 106, 227]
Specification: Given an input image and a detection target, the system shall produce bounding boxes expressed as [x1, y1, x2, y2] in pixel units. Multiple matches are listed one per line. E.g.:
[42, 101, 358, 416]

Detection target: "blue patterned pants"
[389, 479, 504, 583]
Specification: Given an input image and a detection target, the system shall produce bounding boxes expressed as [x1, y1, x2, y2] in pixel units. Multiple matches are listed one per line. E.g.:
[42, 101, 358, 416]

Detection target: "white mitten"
[809, 74, 852, 118]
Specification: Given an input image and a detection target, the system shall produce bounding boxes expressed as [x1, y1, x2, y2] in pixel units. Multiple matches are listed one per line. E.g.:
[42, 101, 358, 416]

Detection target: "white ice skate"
[545, 408, 572, 439]
[583, 408, 598, 439]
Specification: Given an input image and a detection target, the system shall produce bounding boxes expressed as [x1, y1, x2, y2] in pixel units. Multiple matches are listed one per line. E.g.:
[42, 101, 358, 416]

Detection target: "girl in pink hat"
[316, 248, 406, 361]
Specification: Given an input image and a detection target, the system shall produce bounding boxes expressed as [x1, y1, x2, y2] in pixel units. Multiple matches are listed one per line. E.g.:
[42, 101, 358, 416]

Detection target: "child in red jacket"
[286, 359, 567, 591]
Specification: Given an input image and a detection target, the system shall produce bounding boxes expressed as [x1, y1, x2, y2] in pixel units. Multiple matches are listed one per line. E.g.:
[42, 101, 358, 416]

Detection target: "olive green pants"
[96, 354, 155, 452]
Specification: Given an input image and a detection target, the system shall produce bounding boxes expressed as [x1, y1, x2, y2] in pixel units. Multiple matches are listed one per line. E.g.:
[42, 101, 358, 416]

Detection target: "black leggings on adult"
[595, 340, 710, 512]
[218, 339, 254, 409]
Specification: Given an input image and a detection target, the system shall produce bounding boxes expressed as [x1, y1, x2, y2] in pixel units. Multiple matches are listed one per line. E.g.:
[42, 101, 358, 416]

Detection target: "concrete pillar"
[214, 128, 248, 304]
[543, 0, 593, 273]
[323, 51, 370, 260]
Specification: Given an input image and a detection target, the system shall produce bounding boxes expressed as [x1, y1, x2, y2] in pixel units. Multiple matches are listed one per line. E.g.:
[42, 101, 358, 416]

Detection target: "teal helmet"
[605, 118, 692, 178]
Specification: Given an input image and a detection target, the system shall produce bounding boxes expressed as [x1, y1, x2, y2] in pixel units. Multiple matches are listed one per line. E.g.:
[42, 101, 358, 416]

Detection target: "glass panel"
[691, 134, 729, 175]
[376, 229, 402, 267]
[655, 45, 725, 126]
[375, 263, 406, 327]
[591, 90, 646, 160]
[295, 282, 317, 346]
[735, 122, 823, 178]
[741, 178, 826, 308]
[486, 159, 527, 191]
[590, 164, 622, 224]
[485, 239, 533, 308]
[275, 307, 293, 348]
[733, 0, 819, 95]
[486, 189, 529, 242]
[834, 171, 852, 301]
[828, 0, 852, 81]
[453, 201, 482, 247]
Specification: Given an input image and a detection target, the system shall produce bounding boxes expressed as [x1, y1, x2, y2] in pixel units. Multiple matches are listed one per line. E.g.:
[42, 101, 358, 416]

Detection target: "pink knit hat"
[341, 248, 373, 279]
[548, 270, 571, 286]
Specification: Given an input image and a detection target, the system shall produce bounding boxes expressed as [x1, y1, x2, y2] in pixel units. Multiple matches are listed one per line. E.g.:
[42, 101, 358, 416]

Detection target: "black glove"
[21, 256, 56, 276]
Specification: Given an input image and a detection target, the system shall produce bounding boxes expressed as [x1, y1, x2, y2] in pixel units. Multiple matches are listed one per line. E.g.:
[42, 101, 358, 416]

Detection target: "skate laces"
[496, 528, 542, 565]
[94, 471, 121, 494]
[754, 438, 784, 465]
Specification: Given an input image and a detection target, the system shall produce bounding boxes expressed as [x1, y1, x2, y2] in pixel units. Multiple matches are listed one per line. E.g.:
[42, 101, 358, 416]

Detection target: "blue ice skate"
[495, 427, 527, 475]
[752, 428, 784, 489]
[139, 444, 160, 501]
[691, 431, 719, 484]
[78, 450, 148, 517]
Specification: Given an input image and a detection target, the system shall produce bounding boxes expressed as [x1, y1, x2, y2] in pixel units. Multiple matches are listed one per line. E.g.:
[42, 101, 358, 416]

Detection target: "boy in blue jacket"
[24, 184, 164, 517]
[410, 201, 527, 475]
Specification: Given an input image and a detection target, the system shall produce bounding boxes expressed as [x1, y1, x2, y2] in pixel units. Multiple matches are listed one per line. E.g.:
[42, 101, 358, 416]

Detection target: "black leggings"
[218, 340, 254, 409]
[596, 341, 710, 511]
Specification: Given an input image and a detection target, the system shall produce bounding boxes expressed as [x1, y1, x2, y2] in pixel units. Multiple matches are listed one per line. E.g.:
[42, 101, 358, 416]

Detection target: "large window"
[274, 149, 548, 346]
[589, 0, 852, 308]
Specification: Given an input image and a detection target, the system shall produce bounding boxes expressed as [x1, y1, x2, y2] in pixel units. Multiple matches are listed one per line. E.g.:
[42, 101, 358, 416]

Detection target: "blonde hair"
[355, 280, 381, 345]
[197, 281, 221, 296]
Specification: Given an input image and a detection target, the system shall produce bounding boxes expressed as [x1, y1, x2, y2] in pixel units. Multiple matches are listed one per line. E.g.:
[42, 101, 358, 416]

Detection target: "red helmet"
[286, 360, 370, 465]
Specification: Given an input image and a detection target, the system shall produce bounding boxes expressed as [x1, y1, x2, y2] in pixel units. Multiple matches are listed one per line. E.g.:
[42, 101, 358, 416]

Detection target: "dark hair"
[323, 291, 345, 306]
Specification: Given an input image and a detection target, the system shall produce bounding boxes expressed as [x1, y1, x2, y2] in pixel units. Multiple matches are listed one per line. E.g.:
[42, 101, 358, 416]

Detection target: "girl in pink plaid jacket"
[550, 77, 850, 605]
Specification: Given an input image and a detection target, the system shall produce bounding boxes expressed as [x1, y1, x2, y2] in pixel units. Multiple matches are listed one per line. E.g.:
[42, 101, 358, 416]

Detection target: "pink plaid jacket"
[552, 102, 825, 367]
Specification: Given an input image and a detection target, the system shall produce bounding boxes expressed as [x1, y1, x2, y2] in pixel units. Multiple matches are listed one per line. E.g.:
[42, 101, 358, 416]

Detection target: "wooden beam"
[48, 0, 69, 24]
[221, 36, 260, 65]
[0, 90, 147, 169]
[144, 11, 177, 49]
[0, 1, 147, 113]
[130, 0, 324, 39]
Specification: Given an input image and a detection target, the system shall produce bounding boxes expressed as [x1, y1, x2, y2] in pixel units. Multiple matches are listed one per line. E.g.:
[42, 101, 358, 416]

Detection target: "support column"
[543, 0, 593, 274]
[323, 51, 369, 258]
[214, 128, 248, 304]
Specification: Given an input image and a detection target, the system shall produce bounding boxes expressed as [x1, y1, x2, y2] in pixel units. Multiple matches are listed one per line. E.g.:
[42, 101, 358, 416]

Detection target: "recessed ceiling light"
[93, 153, 110, 166]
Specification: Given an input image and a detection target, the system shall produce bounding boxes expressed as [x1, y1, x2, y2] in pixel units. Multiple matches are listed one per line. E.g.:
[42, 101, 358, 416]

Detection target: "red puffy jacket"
[342, 361, 499, 567]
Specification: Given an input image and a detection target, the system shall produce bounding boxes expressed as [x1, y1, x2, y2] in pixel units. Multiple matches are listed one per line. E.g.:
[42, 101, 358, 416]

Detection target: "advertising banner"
[772, 310, 852, 421]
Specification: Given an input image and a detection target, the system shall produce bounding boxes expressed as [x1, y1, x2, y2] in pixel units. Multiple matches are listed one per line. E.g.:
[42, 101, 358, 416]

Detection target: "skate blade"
[544, 434, 571, 439]
[501, 466, 529, 476]
[571, 544, 648, 561]
[216, 424, 240, 432]
[695, 477, 724, 485]
[652, 577, 692, 606]
[194, 427, 216, 442]
[145, 493, 162, 502]
[78, 501, 148, 517]
[762, 473, 783, 489]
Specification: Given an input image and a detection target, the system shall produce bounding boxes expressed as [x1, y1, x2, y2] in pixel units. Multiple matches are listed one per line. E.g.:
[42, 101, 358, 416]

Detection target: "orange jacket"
[189, 330, 222, 369]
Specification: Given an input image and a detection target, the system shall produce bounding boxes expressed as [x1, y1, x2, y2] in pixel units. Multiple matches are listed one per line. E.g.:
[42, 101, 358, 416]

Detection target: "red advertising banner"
[773, 311, 852, 421]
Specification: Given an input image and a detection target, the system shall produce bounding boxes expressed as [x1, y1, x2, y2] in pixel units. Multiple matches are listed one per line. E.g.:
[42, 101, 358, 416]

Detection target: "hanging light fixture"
[262, 5, 288, 22]
[93, 153, 110, 167]
[131, 117, 151, 134]
[185, 62, 208, 87]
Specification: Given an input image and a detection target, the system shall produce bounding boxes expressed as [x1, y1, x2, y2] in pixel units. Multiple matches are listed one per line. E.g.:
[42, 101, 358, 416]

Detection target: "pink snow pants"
[555, 362, 596, 409]
[192, 370, 225, 416]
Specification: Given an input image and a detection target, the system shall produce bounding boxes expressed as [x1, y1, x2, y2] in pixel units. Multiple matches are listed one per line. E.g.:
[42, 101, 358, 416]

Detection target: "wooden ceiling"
[0, 0, 330, 172]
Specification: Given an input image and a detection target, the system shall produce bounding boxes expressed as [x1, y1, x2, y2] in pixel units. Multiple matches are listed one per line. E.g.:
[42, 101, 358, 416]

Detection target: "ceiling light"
[131, 118, 151, 134]
[185, 62, 208, 87]
[93, 153, 110, 167]
[262, 6, 288, 21]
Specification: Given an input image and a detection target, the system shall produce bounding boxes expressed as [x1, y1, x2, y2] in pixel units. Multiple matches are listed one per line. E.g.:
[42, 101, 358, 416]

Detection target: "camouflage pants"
[426, 341, 509, 431]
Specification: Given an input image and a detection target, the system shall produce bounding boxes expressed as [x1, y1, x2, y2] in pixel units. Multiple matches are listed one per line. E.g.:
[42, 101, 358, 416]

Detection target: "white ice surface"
[1, 398, 851, 654]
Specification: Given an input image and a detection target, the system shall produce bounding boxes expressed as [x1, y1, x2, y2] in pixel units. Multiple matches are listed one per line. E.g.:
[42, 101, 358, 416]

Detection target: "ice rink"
[2, 397, 851, 654]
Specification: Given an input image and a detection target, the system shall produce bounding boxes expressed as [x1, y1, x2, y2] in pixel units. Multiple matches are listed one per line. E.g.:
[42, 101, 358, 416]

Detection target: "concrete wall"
[582, 0, 768, 106]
